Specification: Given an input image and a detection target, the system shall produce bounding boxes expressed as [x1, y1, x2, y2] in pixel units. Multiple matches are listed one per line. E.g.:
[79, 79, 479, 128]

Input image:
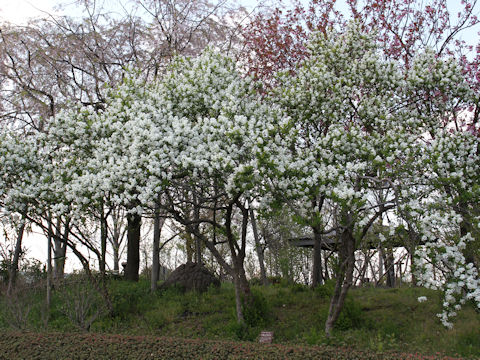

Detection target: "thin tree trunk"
[195, 236, 202, 264]
[233, 273, 245, 324]
[53, 218, 69, 281]
[151, 206, 165, 292]
[113, 247, 120, 273]
[185, 232, 194, 263]
[250, 209, 268, 286]
[312, 225, 323, 287]
[193, 193, 202, 265]
[410, 249, 417, 285]
[323, 251, 330, 281]
[385, 247, 395, 287]
[7, 221, 26, 295]
[325, 221, 355, 337]
[125, 213, 141, 282]
[232, 259, 253, 324]
[378, 246, 384, 286]
[100, 206, 108, 278]
[46, 218, 53, 309]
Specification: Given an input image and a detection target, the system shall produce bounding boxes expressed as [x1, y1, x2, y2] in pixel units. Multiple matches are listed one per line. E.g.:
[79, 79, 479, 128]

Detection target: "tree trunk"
[185, 232, 194, 263]
[323, 251, 330, 281]
[410, 249, 417, 286]
[151, 207, 165, 292]
[232, 261, 252, 325]
[312, 225, 323, 287]
[100, 207, 108, 278]
[125, 213, 141, 282]
[195, 236, 202, 265]
[7, 221, 26, 295]
[113, 247, 120, 273]
[378, 246, 384, 286]
[193, 195, 202, 265]
[325, 222, 355, 337]
[46, 218, 53, 309]
[385, 247, 395, 287]
[53, 218, 69, 281]
[250, 209, 268, 286]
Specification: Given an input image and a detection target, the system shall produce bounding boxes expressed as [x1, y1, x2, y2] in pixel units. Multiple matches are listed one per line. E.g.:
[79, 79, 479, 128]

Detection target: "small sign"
[259, 331, 274, 344]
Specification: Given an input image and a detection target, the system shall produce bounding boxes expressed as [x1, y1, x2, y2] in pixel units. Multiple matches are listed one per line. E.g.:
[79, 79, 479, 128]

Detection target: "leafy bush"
[315, 279, 336, 298]
[318, 295, 364, 331]
[290, 283, 309, 293]
[108, 279, 151, 317]
[225, 320, 258, 341]
[56, 277, 107, 331]
[242, 290, 271, 327]
[335, 297, 364, 330]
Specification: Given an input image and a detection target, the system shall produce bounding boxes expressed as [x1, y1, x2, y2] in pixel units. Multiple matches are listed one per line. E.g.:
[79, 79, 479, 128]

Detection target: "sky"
[1, 0, 478, 45]
[0, 0, 267, 24]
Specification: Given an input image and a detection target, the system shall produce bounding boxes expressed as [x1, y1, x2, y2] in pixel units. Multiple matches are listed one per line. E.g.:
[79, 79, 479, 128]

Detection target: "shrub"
[56, 277, 107, 331]
[108, 279, 151, 317]
[318, 295, 364, 331]
[242, 290, 271, 327]
[334, 297, 364, 330]
[226, 320, 258, 341]
[315, 279, 336, 298]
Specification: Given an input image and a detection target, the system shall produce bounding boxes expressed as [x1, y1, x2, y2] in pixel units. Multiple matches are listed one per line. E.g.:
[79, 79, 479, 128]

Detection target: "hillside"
[1, 279, 479, 359]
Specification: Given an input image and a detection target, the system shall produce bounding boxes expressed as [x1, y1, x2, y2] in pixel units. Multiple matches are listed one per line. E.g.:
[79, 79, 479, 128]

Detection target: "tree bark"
[232, 258, 253, 324]
[325, 219, 355, 337]
[385, 247, 396, 287]
[46, 217, 53, 309]
[250, 209, 268, 286]
[378, 246, 384, 286]
[125, 213, 141, 282]
[193, 194, 202, 265]
[312, 225, 324, 287]
[151, 207, 165, 292]
[100, 207, 108, 278]
[7, 220, 26, 295]
[53, 218, 69, 281]
[110, 210, 125, 274]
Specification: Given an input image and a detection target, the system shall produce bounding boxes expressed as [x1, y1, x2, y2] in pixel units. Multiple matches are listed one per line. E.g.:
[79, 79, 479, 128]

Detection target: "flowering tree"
[147, 50, 274, 323]
[50, 49, 273, 323]
[241, 0, 479, 85]
[0, 131, 42, 291]
[261, 22, 479, 334]
[404, 128, 480, 328]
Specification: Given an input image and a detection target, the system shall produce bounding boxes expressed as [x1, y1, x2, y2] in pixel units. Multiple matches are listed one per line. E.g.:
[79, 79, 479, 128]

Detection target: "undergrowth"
[0, 278, 478, 358]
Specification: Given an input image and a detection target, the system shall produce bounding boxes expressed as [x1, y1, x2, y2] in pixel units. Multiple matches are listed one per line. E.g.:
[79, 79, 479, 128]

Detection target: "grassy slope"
[1, 280, 479, 359]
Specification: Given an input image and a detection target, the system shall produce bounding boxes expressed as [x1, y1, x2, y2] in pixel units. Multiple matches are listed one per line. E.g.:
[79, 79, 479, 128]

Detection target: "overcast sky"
[0, 0, 267, 24]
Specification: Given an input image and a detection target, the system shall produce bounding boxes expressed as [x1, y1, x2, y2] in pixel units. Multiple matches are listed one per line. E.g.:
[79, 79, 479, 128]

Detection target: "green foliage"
[0, 281, 478, 358]
[56, 278, 107, 331]
[317, 295, 364, 331]
[242, 289, 271, 327]
[225, 320, 258, 341]
[108, 279, 151, 317]
[305, 327, 325, 345]
[334, 297, 364, 331]
[314, 279, 336, 298]
[368, 332, 399, 352]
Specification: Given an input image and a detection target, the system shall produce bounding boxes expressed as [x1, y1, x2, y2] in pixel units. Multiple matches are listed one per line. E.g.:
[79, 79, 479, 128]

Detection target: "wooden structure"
[288, 225, 413, 251]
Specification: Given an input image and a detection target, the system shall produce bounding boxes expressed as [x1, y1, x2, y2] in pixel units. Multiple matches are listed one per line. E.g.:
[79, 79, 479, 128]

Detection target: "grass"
[0, 278, 479, 359]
